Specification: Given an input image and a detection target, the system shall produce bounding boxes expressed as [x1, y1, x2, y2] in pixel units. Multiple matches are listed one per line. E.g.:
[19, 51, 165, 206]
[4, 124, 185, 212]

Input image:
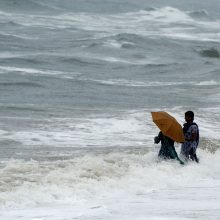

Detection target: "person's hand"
[154, 136, 158, 143]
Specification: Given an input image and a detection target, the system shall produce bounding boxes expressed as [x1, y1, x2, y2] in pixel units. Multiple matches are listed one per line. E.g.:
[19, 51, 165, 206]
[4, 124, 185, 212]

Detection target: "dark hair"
[185, 111, 194, 120]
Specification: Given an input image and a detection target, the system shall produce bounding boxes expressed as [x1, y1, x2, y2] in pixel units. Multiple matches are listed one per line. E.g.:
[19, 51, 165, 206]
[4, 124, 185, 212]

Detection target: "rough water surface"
[0, 0, 220, 219]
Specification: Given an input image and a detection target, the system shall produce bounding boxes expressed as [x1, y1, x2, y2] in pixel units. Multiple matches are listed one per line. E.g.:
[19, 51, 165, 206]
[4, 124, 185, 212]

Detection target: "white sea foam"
[162, 31, 220, 42]
[103, 40, 123, 48]
[103, 39, 136, 49]
[0, 111, 148, 148]
[79, 53, 173, 65]
[59, 9, 220, 42]
[196, 80, 218, 86]
[0, 66, 60, 75]
[0, 31, 38, 40]
[0, 66, 81, 78]
[83, 78, 219, 87]
[0, 149, 220, 219]
[1, 7, 220, 42]
[89, 79, 185, 87]
[1, 108, 219, 150]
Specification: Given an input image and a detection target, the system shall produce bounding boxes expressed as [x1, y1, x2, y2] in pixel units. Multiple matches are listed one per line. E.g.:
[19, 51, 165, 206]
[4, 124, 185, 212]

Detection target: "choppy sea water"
[0, 0, 220, 219]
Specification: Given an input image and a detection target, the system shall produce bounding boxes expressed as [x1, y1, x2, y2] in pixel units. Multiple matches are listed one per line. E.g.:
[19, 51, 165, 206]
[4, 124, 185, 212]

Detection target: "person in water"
[181, 111, 199, 163]
[154, 131, 184, 165]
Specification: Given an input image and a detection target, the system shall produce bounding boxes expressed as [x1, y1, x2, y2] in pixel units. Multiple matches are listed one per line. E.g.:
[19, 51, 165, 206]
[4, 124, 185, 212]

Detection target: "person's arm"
[154, 132, 162, 144]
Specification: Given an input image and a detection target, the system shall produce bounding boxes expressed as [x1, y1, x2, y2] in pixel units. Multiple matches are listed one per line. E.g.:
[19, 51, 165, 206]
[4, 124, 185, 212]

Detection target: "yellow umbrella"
[151, 111, 184, 143]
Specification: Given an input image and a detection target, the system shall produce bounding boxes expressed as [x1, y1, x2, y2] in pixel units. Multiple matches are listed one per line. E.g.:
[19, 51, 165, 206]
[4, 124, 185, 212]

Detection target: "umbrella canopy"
[151, 111, 184, 143]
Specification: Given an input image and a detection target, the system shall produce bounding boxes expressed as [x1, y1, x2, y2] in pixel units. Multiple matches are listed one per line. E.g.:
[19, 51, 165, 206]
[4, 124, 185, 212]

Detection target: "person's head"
[185, 111, 194, 123]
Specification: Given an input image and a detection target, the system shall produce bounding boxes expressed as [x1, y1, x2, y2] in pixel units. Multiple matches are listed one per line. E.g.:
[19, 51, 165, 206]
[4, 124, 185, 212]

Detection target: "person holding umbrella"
[151, 111, 185, 165]
[154, 131, 184, 164]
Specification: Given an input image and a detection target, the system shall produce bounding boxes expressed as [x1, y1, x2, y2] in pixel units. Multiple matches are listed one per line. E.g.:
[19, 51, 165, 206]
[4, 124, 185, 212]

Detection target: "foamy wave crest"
[59, 52, 173, 66]
[0, 111, 149, 147]
[0, 66, 81, 78]
[196, 80, 218, 86]
[60, 8, 220, 42]
[0, 7, 197, 31]
[0, 148, 220, 209]
[0, 32, 36, 40]
[56, 7, 193, 32]
[90, 79, 184, 87]
[1, 6, 220, 42]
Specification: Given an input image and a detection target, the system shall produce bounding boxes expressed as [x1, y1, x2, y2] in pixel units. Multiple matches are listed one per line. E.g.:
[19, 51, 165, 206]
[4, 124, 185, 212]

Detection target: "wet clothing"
[154, 132, 184, 164]
[181, 122, 199, 162]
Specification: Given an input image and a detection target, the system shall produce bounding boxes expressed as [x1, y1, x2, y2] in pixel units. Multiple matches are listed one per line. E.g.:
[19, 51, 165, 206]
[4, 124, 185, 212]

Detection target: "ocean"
[0, 0, 220, 219]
